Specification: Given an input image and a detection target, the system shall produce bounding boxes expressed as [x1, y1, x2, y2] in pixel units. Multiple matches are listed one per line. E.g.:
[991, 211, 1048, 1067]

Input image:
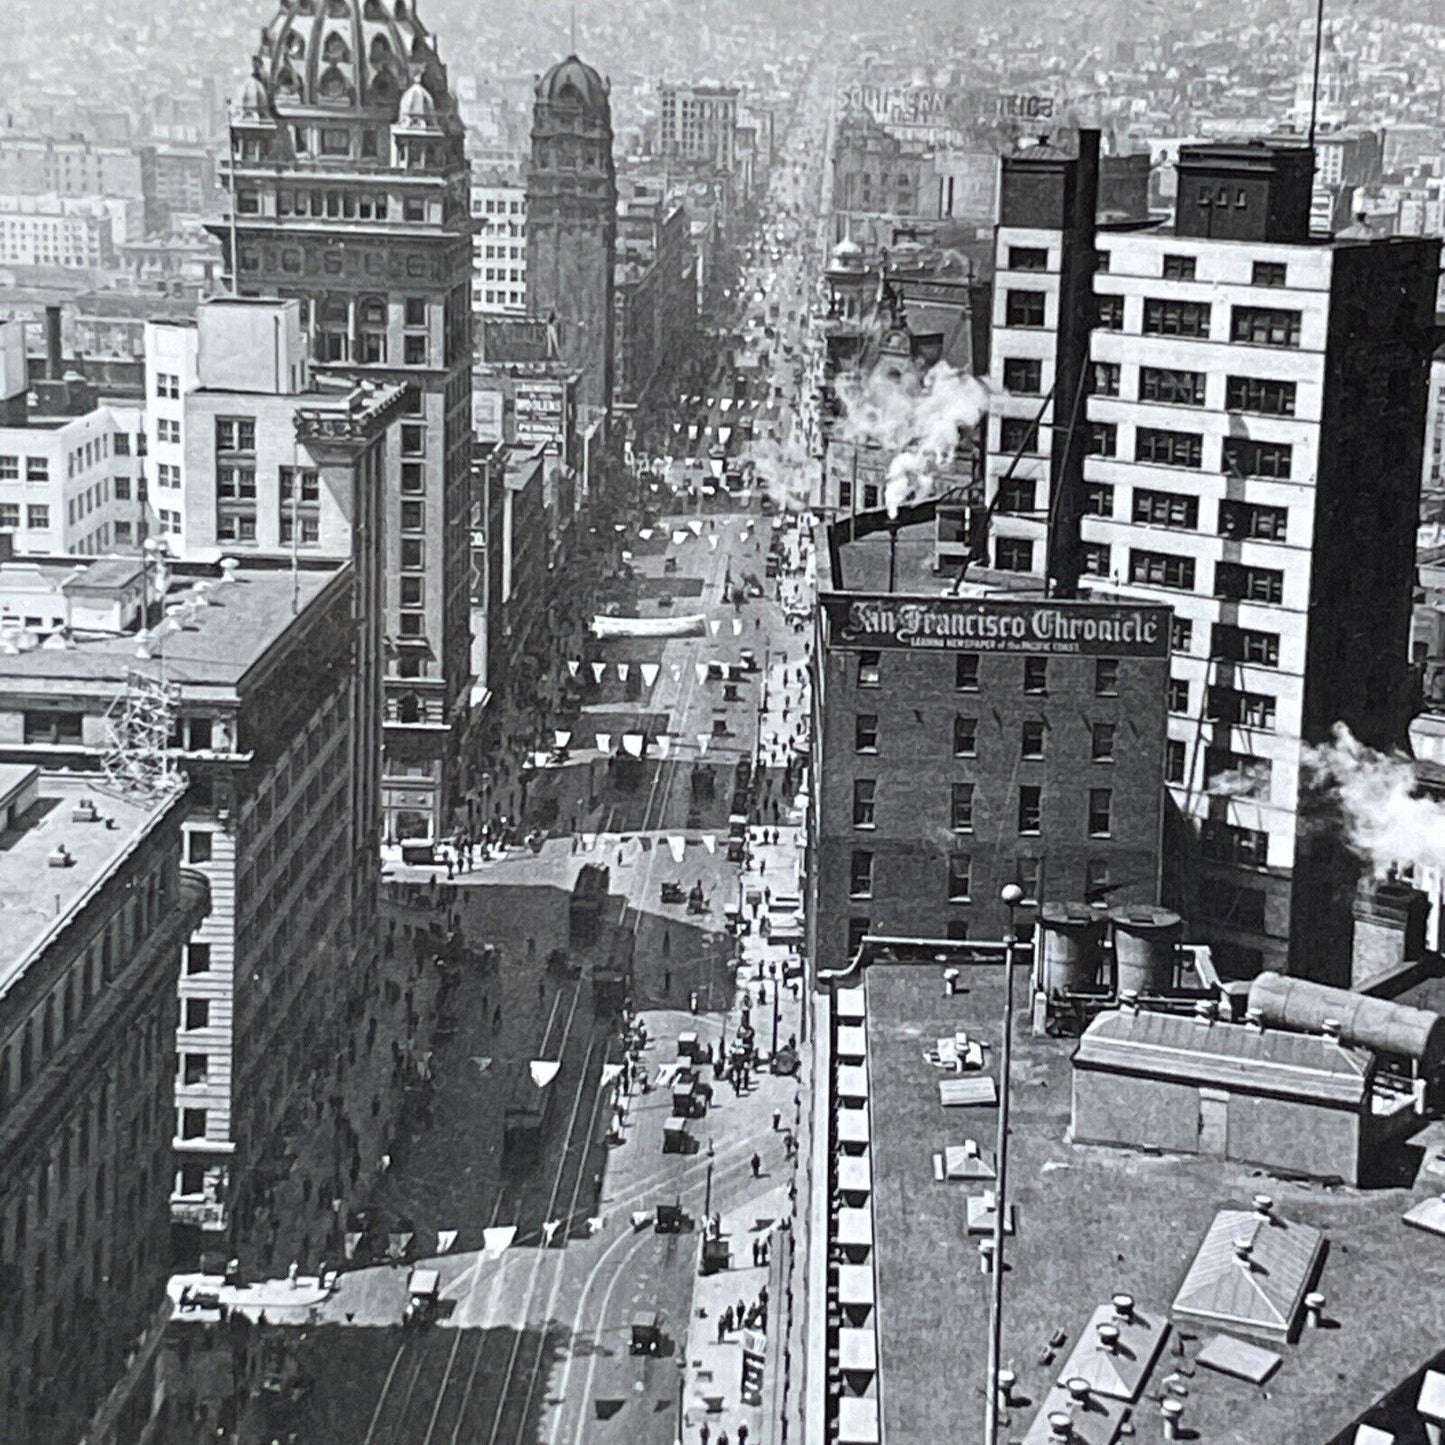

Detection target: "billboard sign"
[515, 379, 567, 453]
[472, 386, 504, 443]
[823, 595, 1170, 657]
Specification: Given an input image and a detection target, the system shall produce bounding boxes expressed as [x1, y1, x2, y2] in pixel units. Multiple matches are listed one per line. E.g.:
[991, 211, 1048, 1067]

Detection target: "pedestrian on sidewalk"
[772, 1108, 782, 1132]
[737, 1425, 750, 1445]
[663, 968, 672, 995]
[717, 1312, 728, 1344]
[751, 1151, 761, 1177]
[700, 1424, 711, 1445]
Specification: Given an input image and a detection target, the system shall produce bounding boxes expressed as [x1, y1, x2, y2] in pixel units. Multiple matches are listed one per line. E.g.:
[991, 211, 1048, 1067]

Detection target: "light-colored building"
[658, 81, 739, 172]
[472, 163, 527, 316]
[0, 320, 146, 556]
[0, 192, 137, 269]
[986, 138, 1440, 983]
[144, 318, 200, 548]
[0, 763, 207, 1445]
[0, 342, 396, 1233]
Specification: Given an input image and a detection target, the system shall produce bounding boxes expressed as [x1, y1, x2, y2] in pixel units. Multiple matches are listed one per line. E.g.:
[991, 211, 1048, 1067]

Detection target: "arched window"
[397, 693, 421, 724]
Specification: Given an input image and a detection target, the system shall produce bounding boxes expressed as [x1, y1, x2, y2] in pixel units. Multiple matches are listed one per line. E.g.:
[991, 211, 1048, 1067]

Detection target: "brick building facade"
[808, 590, 1171, 971]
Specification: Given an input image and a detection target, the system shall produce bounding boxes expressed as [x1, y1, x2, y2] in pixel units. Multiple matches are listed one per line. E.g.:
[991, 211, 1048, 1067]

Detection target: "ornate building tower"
[221, 0, 474, 842]
[526, 56, 617, 418]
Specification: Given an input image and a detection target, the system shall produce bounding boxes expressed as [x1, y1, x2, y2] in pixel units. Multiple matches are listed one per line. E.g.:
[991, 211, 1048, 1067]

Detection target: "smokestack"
[45, 306, 62, 382]
[1047, 1412, 1074, 1442]
[1162, 1396, 1185, 1440]
[1253, 1194, 1275, 1219]
[1096, 1323, 1120, 1354]
[1305, 1291, 1326, 1329]
[1112, 1292, 1135, 1323]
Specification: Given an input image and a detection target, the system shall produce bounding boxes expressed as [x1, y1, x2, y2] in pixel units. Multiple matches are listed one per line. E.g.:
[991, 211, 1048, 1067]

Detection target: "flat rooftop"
[0, 564, 338, 694]
[855, 962, 1445, 1444]
[829, 516, 1045, 598]
[0, 769, 182, 997]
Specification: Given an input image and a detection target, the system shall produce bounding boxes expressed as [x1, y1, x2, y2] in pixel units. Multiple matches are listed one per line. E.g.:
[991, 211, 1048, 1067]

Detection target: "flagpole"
[1306, 0, 1327, 149]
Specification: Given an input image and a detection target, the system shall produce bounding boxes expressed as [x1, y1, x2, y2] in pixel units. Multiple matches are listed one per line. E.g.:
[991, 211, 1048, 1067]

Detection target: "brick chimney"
[1352, 876, 1428, 989]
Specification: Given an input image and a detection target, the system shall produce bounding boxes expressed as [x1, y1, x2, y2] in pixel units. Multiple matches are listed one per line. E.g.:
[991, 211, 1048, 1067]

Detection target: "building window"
[1023, 657, 1048, 694]
[1007, 246, 1049, 271]
[215, 417, 255, 453]
[1129, 548, 1196, 591]
[1139, 366, 1206, 407]
[1206, 748, 1271, 798]
[1142, 298, 1211, 338]
[955, 654, 979, 691]
[1014, 856, 1042, 903]
[1, 501, 25, 527]
[1003, 357, 1043, 394]
[1092, 361, 1120, 396]
[856, 650, 881, 688]
[1081, 542, 1111, 577]
[849, 850, 874, 898]
[1093, 293, 1125, 330]
[182, 1053, 208, 1086]
[1222, 437, 1292, 480]
[180, 1108, 207, 1140]
[1017, 785, 1042, 835]
[999, 415, 1041, 457]
[940, 716, 974, 761]
[401, 424, 425, 455]
[1132, 487, 1198, 530]
[401, 500, 424, 532]
[1096, 659, 1120, 697]
[1087, 422, 1117, 457]
[846, 917, 871, 956]
[1171, 618, 1193, 652]
[996, 475, 1036, 513]
[1165, 739, 1187, 784]
[1087, 787, 1113, 837]
[1202, 821, 1269, 867]
[1212, 623, 1280, 669]
[1162, 253, 1197, 281]
[1083, 481, 1114, 517]
[852, 779, 876, 828]
[1021, 719, 1045, 758]
[1219, 499, 1287, 542]
[1206, 686, 1276, 730]
[948, 852, 971, 902]
[1135, 427, 1202, 469]
[23, 710, 83, 744]
[854, 714, 878, 752]
[27, 504, 49, 529]
[1084, 859, 1111, 904]
[1005, 290, 1046, 328]
[1168, 677, 1189, 713]
[1091, 722, 1116, 762]
[1215, 561, 1284, 605]
[400, 537, 424, 569]
[183, 999, 209, 1031]
[1232, 306, 1300, 348]
[185, 830, 212, 865]
[1225, 375, 1296, 416]
[952, 782, 975, 832]
[996, 537, 1034, 572]
[185, 943, 211, 975]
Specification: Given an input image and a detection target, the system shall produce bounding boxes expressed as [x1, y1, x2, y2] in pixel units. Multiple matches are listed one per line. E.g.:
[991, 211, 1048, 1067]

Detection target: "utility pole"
[984, 884, 1024, 1441]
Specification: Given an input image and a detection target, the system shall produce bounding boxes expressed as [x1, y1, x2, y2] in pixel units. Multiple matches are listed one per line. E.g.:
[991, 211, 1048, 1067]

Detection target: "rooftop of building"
[845, 960, 1445, 1443]
[827, 514, 1038, 597]
[0, 766, 183, 997]
[0, 559, 338, 693]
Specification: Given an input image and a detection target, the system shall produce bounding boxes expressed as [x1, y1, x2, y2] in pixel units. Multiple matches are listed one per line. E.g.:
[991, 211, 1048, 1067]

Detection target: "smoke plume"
[1302, 723, 1445, 877]
[834, 360, 989, 518]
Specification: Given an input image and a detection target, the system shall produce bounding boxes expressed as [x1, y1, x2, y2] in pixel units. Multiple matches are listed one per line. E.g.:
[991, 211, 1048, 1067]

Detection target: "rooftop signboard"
[821, 594, 1171, 657]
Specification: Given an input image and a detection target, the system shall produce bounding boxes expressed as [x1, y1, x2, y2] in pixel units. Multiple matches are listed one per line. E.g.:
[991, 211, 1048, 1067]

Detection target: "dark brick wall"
[814, 642, 1168, 971]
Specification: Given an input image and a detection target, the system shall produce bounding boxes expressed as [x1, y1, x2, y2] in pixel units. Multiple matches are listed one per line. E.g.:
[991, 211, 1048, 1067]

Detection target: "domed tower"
[526, 55, 617, 417]
[220, 0, 475, 845]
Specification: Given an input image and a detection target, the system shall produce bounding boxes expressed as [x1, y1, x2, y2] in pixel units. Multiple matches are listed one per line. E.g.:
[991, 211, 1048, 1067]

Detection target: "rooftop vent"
[1245, 1006, 1265, 1033]
[1111, 1292, 1135, 1323]
[1322, 1016, 1343, 1040]
[1047, 1412, 1073, 1442]
[71, 798, 99, 824]
[1096, 1322, 1120, 1354]
[1233, 1237, 1255, 1264]
[48, 844, 73, 869]
[1253, 1194, 1275, 1219]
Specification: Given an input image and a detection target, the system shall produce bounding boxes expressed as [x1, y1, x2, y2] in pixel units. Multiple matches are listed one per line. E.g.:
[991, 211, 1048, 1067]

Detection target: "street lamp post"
[984, 883, 1025, 1442]
[704, 1137, 716, 1221]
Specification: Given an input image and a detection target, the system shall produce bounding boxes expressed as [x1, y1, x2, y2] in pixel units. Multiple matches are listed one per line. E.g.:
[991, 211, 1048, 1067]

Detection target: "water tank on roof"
[1038, 902, 1106, 994]
[1109, 905, 1182, 996]
[1246, 972, 1445, 1072]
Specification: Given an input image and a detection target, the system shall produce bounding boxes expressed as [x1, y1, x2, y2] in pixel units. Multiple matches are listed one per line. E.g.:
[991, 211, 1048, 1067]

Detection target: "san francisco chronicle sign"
[823, 595, 1170, 657]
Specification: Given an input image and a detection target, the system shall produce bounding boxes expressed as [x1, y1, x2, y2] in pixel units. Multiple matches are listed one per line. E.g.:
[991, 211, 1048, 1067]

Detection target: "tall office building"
[985, 137, 1441, 983]
[526, 56, 617, 419]
[220, 0, 474, 843]
[658, 82, 739, 172]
